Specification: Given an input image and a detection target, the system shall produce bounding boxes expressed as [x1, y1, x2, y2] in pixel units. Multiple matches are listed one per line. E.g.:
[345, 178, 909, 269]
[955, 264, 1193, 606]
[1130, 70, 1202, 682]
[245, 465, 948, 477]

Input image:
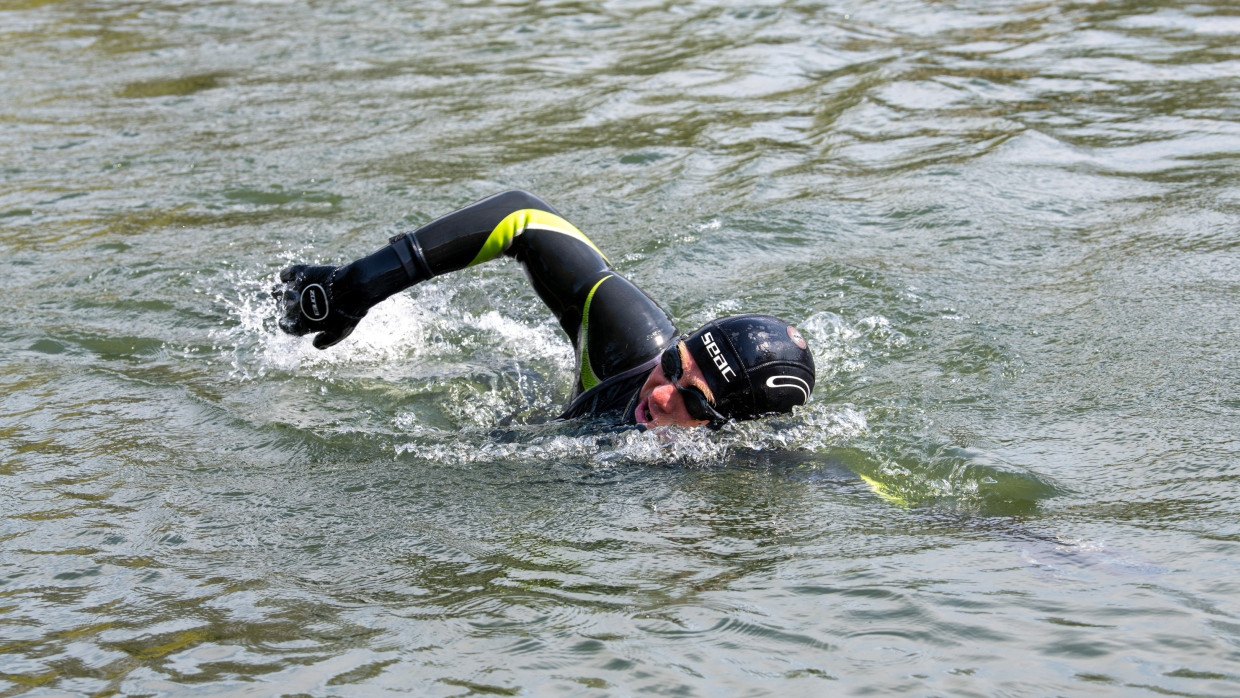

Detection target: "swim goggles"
[661, 341, 728, 425]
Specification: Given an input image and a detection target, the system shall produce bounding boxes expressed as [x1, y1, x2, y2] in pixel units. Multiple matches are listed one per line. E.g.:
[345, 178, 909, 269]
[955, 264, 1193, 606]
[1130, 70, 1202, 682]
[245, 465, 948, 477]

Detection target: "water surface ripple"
[2, 0, 1239, 695]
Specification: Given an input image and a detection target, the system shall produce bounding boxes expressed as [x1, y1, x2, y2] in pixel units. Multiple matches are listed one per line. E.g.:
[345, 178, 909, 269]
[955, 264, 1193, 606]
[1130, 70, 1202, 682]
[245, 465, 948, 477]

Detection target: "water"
[3, 0, 1239, 694]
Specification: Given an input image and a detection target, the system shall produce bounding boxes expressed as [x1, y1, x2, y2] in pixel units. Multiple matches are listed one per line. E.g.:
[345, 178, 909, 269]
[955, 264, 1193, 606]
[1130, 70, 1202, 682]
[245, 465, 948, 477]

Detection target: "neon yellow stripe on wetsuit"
[578, 275, 612, 391]
[468, 209, 610, 267]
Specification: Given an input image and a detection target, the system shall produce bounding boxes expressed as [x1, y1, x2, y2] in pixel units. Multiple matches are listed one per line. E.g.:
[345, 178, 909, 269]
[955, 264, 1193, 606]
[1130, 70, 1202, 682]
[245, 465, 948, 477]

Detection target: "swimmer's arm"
[337, 190, 608, 307]
[277, 189, 674, 388]
[277, 189, 633, 355]
[390, 191, 673, 388]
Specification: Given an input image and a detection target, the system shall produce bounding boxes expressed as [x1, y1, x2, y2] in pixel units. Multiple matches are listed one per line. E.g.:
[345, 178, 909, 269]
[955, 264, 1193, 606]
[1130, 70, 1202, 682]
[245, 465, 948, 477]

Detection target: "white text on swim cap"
[701, 332, 735, 382]
[765, 375, 810, 403]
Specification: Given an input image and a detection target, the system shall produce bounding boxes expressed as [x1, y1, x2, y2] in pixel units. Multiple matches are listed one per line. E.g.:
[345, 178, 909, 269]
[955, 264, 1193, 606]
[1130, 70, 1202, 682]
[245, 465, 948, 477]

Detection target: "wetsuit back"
[389, 191, 677, 421]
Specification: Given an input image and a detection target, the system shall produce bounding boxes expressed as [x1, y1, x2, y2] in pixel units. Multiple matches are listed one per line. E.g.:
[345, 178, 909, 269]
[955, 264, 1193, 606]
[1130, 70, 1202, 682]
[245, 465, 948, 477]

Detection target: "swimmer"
[274, 191, 815, 428]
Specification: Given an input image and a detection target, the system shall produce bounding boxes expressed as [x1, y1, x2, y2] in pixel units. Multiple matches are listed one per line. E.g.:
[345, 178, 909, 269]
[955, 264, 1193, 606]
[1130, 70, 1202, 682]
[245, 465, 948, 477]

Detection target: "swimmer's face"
[634, 341, 720, 428]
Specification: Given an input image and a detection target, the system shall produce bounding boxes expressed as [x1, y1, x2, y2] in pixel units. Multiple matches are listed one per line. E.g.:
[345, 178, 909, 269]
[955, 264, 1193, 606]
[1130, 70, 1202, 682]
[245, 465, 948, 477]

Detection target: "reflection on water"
[2, 0, 1239, 695]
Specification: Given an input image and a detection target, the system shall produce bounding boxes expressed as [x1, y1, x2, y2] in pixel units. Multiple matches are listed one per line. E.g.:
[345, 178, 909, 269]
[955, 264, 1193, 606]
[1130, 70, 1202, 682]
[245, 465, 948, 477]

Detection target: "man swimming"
[274, 190, 815, 428]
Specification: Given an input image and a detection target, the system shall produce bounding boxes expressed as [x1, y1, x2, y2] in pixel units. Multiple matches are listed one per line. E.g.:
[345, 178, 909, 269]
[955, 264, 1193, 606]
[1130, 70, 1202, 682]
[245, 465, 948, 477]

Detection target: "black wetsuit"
[386, 190, 677, 422]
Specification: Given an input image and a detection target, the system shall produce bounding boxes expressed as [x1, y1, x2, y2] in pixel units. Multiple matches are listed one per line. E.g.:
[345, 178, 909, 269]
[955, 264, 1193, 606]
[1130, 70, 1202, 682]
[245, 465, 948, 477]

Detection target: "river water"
[2, 0, 1239, 695]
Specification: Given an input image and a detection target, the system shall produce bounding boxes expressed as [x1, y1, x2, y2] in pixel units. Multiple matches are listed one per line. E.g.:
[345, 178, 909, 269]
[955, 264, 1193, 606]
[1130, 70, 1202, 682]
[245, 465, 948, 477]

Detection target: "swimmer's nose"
[650, 384, 677, 413]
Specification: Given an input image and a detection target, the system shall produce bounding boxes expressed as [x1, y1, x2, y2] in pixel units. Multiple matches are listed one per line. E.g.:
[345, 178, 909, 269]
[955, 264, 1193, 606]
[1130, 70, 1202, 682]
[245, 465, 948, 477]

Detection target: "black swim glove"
[273, 234, 432, 349]
[274, 264, 368, 349]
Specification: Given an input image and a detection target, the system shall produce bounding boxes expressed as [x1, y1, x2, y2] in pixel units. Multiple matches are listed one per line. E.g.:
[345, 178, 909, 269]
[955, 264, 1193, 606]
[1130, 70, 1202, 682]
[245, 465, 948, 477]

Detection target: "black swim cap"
[682, 314, 815, 420]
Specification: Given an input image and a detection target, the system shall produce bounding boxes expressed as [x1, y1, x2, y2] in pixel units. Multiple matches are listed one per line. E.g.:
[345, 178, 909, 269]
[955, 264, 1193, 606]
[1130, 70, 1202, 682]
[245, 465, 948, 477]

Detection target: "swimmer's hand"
[273, 264, 368, 349]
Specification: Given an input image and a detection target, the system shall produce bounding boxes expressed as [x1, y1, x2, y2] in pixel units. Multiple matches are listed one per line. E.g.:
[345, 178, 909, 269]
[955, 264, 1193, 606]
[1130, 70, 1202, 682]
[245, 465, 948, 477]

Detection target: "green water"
[3, 0, 1239, 695]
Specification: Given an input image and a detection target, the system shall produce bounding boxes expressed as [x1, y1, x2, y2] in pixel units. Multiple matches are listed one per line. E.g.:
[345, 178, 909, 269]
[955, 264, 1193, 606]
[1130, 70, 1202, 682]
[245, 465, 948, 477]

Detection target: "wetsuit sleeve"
[357, 190, 677, 392]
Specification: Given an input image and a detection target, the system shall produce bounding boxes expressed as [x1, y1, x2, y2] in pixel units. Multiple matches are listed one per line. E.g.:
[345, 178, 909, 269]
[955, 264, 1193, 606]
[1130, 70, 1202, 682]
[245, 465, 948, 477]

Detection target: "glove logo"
[300, 284, 330, 322]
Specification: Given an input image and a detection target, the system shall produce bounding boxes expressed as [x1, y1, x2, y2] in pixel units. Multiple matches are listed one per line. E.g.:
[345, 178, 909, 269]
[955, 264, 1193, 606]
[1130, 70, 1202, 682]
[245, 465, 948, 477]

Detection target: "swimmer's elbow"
[491, 189, 560, 216]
